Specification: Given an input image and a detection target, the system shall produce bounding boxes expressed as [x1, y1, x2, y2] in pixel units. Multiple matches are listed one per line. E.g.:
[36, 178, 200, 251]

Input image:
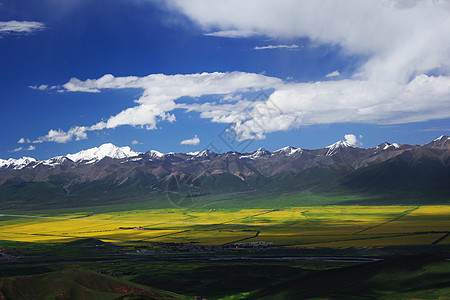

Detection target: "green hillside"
[0, 268, 187, 300]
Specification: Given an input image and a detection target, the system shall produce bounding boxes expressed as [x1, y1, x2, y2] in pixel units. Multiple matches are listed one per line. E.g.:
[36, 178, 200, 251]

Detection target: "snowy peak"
[274, 146, 303, 156]
[376, 142, 401, 151]
[425, 135, 450, 149]
[146, 150, 164, 159]
[434, 135, 450, 142]
[253, 147, 271, 157]
[0, 157, 37, 169]
[192, 149, 217, 158]
[241, 147, 271, 159]
[326, 140, 355, 149]
[66, 143, 140, 163]
[40, 156, 71, 167]
[325, 140, 356, 156]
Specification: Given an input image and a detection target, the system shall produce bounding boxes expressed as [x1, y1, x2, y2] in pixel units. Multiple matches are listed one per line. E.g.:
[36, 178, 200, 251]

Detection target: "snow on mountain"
[434, 135, 450, 142]
[376, 142, 401, 151]
[241, 148, 271, 159]
[39, 156, 71, 167]
[0, 157, 37, 169]
[274, 146, 303, 156]
[325, 140, 356, 156]
[66, 143, 140, 163]
[1, 136, 448, 170]
[425, 135, 450, 149]
[146, 150, 164, 158]
[189, 149, 216, 158]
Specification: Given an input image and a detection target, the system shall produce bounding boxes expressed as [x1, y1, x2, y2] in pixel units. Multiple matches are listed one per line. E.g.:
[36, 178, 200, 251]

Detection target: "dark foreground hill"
[0, 136, 449, 208]
[249, 255, 450, 299]
[0, 268, 186, 300]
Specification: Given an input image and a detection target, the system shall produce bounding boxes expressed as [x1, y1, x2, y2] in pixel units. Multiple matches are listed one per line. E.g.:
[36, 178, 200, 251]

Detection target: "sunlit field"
[1, 205, 449, 247]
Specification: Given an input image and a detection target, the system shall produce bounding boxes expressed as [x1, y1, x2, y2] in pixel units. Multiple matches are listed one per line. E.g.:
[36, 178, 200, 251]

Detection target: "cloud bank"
[168, 0, 450, 83]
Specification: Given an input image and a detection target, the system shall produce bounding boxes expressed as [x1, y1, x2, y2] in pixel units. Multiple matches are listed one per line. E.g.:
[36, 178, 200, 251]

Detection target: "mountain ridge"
[3, 136, 448, 168]
[0, 136, 448, 207]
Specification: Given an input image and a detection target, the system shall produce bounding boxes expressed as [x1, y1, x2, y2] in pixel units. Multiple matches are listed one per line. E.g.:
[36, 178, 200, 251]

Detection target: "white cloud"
[29, 84, 50, 91]
[186, 74, 450, 140]
[28, 1, 449, 143]
[254, 44, 299, 50]
[181, 135, 200, 145]
[326, 70, 340, 78]
[25, 1, 450, 145]
[168, 0, 450, 83]
[30, 72, 280, 143]
[35, 126, 88, 144]
[11, 145, 35, 152]
[33, 70, 450, 144]
[18, 138, 32, 144]
[220, 94, 242, 102]
[0, 21, 45, 35]
[204, 29, 260, 38]
[344, 134, 357, 146]
[131, 140, 140, 145]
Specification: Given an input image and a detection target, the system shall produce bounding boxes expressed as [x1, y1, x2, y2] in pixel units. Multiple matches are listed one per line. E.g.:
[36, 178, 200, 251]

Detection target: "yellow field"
[0, 205, 449, 247]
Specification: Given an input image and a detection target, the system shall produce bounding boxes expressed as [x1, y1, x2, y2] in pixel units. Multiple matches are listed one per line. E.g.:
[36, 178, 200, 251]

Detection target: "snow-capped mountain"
[273, 146, 303, 156]
[146, 150, 164, 159]
[66, 143, 140, 163]
[0, 136, 448, 205]
[325, 140, 357, 156]
[425, 135, 450, 149]
[0, 157, 37, 170]
[39, 156, 71, 167]
[0, 136, 447, 173]
[187, 149, 217, 158]
[241, 148, 271, 159]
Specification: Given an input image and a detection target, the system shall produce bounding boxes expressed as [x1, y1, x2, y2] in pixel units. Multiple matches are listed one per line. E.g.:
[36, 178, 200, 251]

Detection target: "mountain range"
[1, 136, 449, 208]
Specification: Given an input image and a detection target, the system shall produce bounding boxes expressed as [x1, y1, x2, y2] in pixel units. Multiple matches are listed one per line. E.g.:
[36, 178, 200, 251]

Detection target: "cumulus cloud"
[33, 71, 450, 143]
[186, 74, 450, 140]
[30, 72, 281, 143]
[131, 140, 140, 145]
[326, 70, 340, 78]
[254, 44, 299, 50]
[0, 21, 45, 35]
[344, 134, 357, 146]
[181, 135, 200, 145]
[35, 126, 88, 144]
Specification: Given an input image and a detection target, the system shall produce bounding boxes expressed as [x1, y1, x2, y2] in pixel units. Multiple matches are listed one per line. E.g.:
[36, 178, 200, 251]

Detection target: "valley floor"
[1, 205, 450, 299]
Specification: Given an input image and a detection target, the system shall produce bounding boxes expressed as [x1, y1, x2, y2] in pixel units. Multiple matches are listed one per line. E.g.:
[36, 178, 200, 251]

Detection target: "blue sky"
[1, 0, 449, 160]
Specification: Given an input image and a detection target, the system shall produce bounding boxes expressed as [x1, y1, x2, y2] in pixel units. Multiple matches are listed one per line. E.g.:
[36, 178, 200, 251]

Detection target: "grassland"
[1, 205, 449, 247]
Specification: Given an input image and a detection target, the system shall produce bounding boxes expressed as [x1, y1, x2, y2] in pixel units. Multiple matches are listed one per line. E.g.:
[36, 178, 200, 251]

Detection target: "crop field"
[1, 205, 449, 247]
